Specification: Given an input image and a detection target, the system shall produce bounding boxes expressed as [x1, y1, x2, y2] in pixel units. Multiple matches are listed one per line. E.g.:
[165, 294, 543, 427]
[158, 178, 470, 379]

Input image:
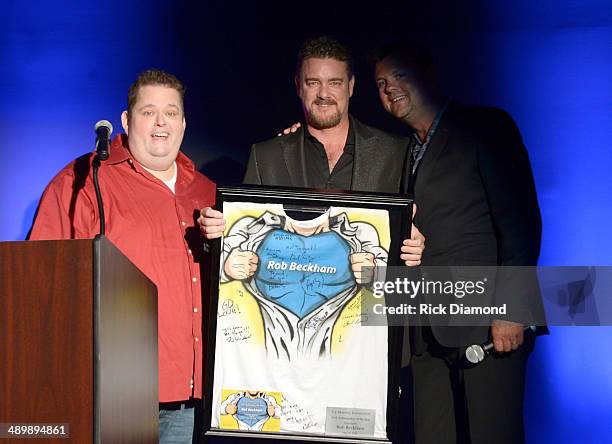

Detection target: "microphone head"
[465, 344, 485, 364]
[95, 120, 113, 135]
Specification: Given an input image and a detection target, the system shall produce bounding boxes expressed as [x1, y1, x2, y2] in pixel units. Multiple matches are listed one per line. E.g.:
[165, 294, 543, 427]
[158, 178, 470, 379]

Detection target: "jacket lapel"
[280, 129, 309, 188]
[413, 107, 452, 199]
[351, 117, 381, 191]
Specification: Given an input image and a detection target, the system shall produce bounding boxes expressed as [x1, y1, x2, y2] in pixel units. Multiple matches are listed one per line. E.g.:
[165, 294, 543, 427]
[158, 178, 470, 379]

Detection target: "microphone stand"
[93, 122, 111, 238]
[93, 154, 107, 238]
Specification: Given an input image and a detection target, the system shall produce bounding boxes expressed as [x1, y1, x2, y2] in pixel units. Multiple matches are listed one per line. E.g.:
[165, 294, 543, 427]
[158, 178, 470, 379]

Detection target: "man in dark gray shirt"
[300, 124, 355, 190]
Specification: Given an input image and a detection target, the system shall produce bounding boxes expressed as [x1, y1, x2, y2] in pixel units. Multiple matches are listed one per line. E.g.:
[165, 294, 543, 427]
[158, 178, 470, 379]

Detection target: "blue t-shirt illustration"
[235, 396, 269, 427]
[254, 229, 354, 318]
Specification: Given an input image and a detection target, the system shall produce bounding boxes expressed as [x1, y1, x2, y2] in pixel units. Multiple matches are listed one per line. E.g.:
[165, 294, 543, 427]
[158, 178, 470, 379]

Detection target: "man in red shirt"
[29, 69, 215, 443]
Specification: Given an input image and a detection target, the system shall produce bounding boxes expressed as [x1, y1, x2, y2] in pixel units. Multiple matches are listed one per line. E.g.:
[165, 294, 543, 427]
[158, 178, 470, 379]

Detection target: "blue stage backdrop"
[2, 1, 611, 441]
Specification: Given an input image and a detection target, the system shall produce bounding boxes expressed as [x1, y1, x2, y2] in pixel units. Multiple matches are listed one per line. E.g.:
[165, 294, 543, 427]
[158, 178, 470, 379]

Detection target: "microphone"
[94, 120, 113, 161]
[93, 120, 113, 236]
[465, 325, 536, 364]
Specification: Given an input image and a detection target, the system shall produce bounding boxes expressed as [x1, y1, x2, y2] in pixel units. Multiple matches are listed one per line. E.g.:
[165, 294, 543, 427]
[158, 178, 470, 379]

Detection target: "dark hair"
[369, 42, 435, 77]
[127, 69, 185, 115]
[296, 36, 354, 78]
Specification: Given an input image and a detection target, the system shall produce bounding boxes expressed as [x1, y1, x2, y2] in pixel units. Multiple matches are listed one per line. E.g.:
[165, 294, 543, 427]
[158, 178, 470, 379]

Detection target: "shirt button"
[188, 249, 192, 255]
[195, 337, 199, 342]
[181, 221, 187, 226]
[193, 307, 199, 313]
[192, 277, 197, 282]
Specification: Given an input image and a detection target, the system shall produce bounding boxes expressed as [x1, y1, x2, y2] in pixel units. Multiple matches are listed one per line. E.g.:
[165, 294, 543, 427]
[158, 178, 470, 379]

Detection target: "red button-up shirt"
[29, 135, 216, 402]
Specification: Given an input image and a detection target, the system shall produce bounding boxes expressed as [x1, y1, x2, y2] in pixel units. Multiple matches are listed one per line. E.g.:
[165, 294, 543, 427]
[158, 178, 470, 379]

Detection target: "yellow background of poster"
[219, 203, 391, 355]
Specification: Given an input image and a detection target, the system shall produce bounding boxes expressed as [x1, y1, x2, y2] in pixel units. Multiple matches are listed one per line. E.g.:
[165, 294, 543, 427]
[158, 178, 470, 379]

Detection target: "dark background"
[2, 0, 611, 441]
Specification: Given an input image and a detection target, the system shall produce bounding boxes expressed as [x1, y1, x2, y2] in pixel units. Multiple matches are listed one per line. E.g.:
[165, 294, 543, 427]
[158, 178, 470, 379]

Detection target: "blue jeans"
[159, 403, 195, 444]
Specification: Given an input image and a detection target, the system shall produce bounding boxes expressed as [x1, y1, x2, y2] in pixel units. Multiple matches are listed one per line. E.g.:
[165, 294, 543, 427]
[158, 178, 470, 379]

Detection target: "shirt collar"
[106, 134, 132, 164]
[413, 101, 449, 145]
[305, 121, 355, 153]
[106, 134, 196, 186]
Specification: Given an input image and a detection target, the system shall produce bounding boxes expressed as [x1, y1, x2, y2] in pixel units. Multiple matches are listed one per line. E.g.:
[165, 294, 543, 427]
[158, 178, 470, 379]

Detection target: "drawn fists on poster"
[350, 252, 376, 284]
[267, 403, 277, 417]
[199, 206, 426, 268]
[224, 249, 259, 280]
[225, 401, 238, 415]
[224, 246, 375, 284]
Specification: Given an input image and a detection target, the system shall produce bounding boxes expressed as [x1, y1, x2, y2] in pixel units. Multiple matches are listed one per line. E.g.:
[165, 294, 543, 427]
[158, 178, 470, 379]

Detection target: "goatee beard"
[306, 109, 342, 130]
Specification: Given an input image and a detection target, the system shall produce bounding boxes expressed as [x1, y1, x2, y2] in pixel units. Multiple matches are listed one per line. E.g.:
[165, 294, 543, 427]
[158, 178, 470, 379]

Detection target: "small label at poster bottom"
[325, 407, 375, 437]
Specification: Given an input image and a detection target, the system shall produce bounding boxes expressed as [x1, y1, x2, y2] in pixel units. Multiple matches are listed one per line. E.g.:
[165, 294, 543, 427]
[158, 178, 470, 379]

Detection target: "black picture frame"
[203, 185, 412, 444]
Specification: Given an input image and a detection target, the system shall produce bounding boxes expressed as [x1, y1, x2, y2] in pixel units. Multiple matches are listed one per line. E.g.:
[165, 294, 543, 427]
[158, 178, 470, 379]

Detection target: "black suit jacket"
[243, 116, 409, 192]
[411, 102, 544, 347]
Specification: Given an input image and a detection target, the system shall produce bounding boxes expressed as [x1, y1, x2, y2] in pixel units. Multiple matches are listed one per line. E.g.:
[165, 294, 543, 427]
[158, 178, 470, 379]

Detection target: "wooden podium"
[0, 236, 158, 443]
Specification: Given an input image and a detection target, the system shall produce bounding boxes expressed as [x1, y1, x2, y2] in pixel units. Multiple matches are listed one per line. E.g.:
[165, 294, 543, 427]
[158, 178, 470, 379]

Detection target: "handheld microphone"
[94, 120, 113, 161]
[465, 325, 536, 364]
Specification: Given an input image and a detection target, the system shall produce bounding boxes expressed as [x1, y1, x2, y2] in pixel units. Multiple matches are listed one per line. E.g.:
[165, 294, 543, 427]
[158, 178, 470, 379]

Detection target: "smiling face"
[121, 84, 186, 176]
[375, 56, 422, 123]
[296, 57, 354, 130]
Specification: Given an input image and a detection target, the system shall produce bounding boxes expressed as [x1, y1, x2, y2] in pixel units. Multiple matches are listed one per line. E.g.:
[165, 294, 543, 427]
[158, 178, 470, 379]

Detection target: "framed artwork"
[203, 185, 412, 443]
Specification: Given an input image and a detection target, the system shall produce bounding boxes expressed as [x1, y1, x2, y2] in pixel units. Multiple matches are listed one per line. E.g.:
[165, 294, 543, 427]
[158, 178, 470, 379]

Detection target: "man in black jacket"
[242, 36, 407, 194]
[372, 42, 543, 444]
[200, 37, 424, 265]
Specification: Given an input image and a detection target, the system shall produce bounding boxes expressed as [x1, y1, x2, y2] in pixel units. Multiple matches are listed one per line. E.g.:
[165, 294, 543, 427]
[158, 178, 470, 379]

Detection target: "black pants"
[410, 327, 533, 444]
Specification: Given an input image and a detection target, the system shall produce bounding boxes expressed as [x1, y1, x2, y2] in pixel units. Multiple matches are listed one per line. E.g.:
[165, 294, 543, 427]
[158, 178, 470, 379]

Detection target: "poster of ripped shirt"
[210, 201, 390, 440]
